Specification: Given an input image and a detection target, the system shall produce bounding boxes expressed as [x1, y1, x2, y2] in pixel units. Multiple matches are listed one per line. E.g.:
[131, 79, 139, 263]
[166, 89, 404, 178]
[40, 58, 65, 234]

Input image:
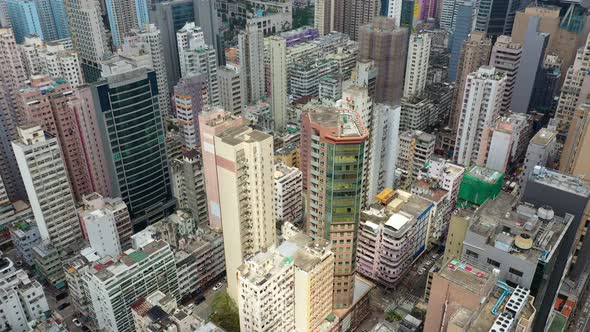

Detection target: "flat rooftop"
[468, 192, 570, 264]
[529, 167, 590, 197]
[466, 165, 503, 183]
[277, 232, 331, 272]
[309, 109, 364, 137]
[530, 128, 557, 146]
[217, 126, 271, 146]
[439, 258, 493, 294]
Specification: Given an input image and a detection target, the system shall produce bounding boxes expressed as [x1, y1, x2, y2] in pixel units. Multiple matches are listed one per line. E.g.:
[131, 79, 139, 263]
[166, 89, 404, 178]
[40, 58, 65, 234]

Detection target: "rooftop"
[308, 108, 366, 138]
[238, 250, 292, 287]
[530, 128, 557, 146]
[438, 258, 493, 294]
[468, 192, 571, 264]
[465, 165, 503, 183]
[528, 166, 590, 197]
[217, 126, 271, 146]
[278, 224, 332, 272]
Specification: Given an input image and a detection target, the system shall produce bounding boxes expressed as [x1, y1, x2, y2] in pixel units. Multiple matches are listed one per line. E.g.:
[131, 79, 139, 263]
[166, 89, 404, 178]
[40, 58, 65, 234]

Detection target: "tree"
[210, 291, 240, 332]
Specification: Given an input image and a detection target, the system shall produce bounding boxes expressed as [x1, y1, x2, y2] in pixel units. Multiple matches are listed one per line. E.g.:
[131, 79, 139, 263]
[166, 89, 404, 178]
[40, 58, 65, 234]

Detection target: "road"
[192, 283, 227, 320]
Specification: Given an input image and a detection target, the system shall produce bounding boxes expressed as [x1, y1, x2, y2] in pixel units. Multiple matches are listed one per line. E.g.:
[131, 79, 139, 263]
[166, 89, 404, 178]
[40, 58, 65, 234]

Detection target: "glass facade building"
[92, 66, 175, 230]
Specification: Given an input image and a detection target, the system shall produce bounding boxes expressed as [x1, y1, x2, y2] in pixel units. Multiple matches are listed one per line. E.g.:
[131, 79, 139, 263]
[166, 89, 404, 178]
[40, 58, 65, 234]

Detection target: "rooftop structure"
[458, 165, 504, 207]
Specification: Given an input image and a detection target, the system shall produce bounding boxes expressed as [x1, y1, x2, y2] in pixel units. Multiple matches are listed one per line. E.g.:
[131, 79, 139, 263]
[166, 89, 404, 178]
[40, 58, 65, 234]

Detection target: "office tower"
[447, 1, 476, 82]
[238, 22, 265, 103]
[474, 0, 519, 38]
[218, 64, 244, 114]
[170, 150, 208, 225]
[19, 37, 84, 87]
[358, 17, 408, 106]
[34, 0, 59, 41]
[560, 105, 590, 181]
[83, 239, 179, 331]
[512, 6, 590, 88]
[214, 126, 275, 301]
[65, 0, 111, 82]
[531, 54, 562, 112]
[357, 189, 434, 287]
[79, 192, 133, 253]
[174, 73, 209, 150]
[177, 22, 219, 106]
[274, 162, 303, 224]
[269, 36, 288, 131]
[4, 0, 43, 43]
[279, 223, 335, 332]
[0, 256, 49, 332]
[349, 0, 380, 40]
[555, 34, 590, 134]
[519, 128, 557, 191]
[449, 32, 492, 131]
[489, 36, 521, 111]
[50, 0, 70, 39]
[404, 33, 431, 98]
[121, 24, 171, 113]
[510, 17, 549, 114]
[424, 260, 536, 331]
[91, 60, 175, 229]
[67, 86, 112, 197]
[12, 125, 82, 252]
[237, 250, 295, 331]
[198, 108, 244, 230]
[439, 0, 458, 31]
[454, 66, 506, 167]
[301, 107, 368, 308]
[0, 28, 27, 201]
[105, 0, 149, 48]
[397, 130, 435, 188]
[18, 76, 92, 201]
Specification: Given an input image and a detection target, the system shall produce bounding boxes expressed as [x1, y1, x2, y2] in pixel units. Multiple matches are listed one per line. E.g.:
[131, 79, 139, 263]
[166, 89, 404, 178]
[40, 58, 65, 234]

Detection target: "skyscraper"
[358, 17, 408, 106]
[4, 0, 44, 43]
[269, 36, 288, 131]
[177, 22, 219, 106]
[238, 22, 265, 103]
[91, 59, 175, 229]
[0, 28, 27, 201]
[12, 125, 82, 252]
[65, 0, 111, 82]
[349, 0, 381, 40]
[301, 106, 368, 309]
[474, 0, 519, 39]
[218, 64, 244, 114]
[447, 1, 476, 82]
[198, 107, 244, 230]
[105, 0, 149, 48]
[17, 76, 92, 201]
[174, 73, 209, 150]
[560, 104, 590, 181]
[454, 66, 506, 166]
[404, 33, 431, 98]
[214, 126, 275, 301]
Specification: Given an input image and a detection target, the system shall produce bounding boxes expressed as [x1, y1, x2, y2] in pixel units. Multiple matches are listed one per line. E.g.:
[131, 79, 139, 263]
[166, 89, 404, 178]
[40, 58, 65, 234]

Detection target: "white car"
[417, 268, 426, 275]
[432, 254, 439, 260]
[212, 283, 223, 291]
[72, 318, 82, 327]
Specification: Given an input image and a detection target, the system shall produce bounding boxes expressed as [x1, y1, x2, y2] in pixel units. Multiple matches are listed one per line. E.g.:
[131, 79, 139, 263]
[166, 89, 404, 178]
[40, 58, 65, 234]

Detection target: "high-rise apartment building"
[218, 64, 244, 114]
[450, 32, 492, 131]
[65, 0, 111, 82]
[238, 22, 265, 103]
[83, 238, 179, 332]
[349, 0, 381, 40]
[12, 125, 82, 252]
[177, 22, 219, 106]
[198, 108, 244, 230]
[314, 0, 333, 36]
[489, 35, 522, 111]
[560, 104, 590, 181]
[174, 73, 209, 150]
[105, 0, 149, 48]
[403, 33, 431, 98]
[273, 162, 303, 224]
[454, 66, 506, 167]
[121, 24, 170, 113]
[237, 250, 295, 331]
[18, 76, 92, 201]
[170, 150, 208, 226]
[387, 0, 403, 27]
[67, 85, 112, 197]
[79, 192, 133, 253]
[301, 106, 368, 309]
[358, 17, 408, 106]
[397, 130, 435, 188]
[214, 126, 275, 301]
[0, 28, 28, 201]
[519, 127, 557, 192]
[269, 36, 288, 131]
[91, 60, 175, 229]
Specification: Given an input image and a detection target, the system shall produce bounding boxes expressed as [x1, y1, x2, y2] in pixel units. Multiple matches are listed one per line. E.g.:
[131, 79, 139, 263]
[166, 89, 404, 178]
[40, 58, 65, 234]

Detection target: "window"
[466, 249, 479, 259]
[487, 258, 501, 268]
[509, 267, 523, 277]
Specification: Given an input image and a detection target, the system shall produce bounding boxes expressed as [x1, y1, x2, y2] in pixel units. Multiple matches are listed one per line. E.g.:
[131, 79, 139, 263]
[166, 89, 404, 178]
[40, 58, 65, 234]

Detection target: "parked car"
[56, 292, 67, 301]
[72, 318, 82, 327]
[212, 283, 223, 291]
[57, 302, 70, 310]
[195, 295, 206, 305]
[417, 268, 426, 275]
[432, 253, 439, 260]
